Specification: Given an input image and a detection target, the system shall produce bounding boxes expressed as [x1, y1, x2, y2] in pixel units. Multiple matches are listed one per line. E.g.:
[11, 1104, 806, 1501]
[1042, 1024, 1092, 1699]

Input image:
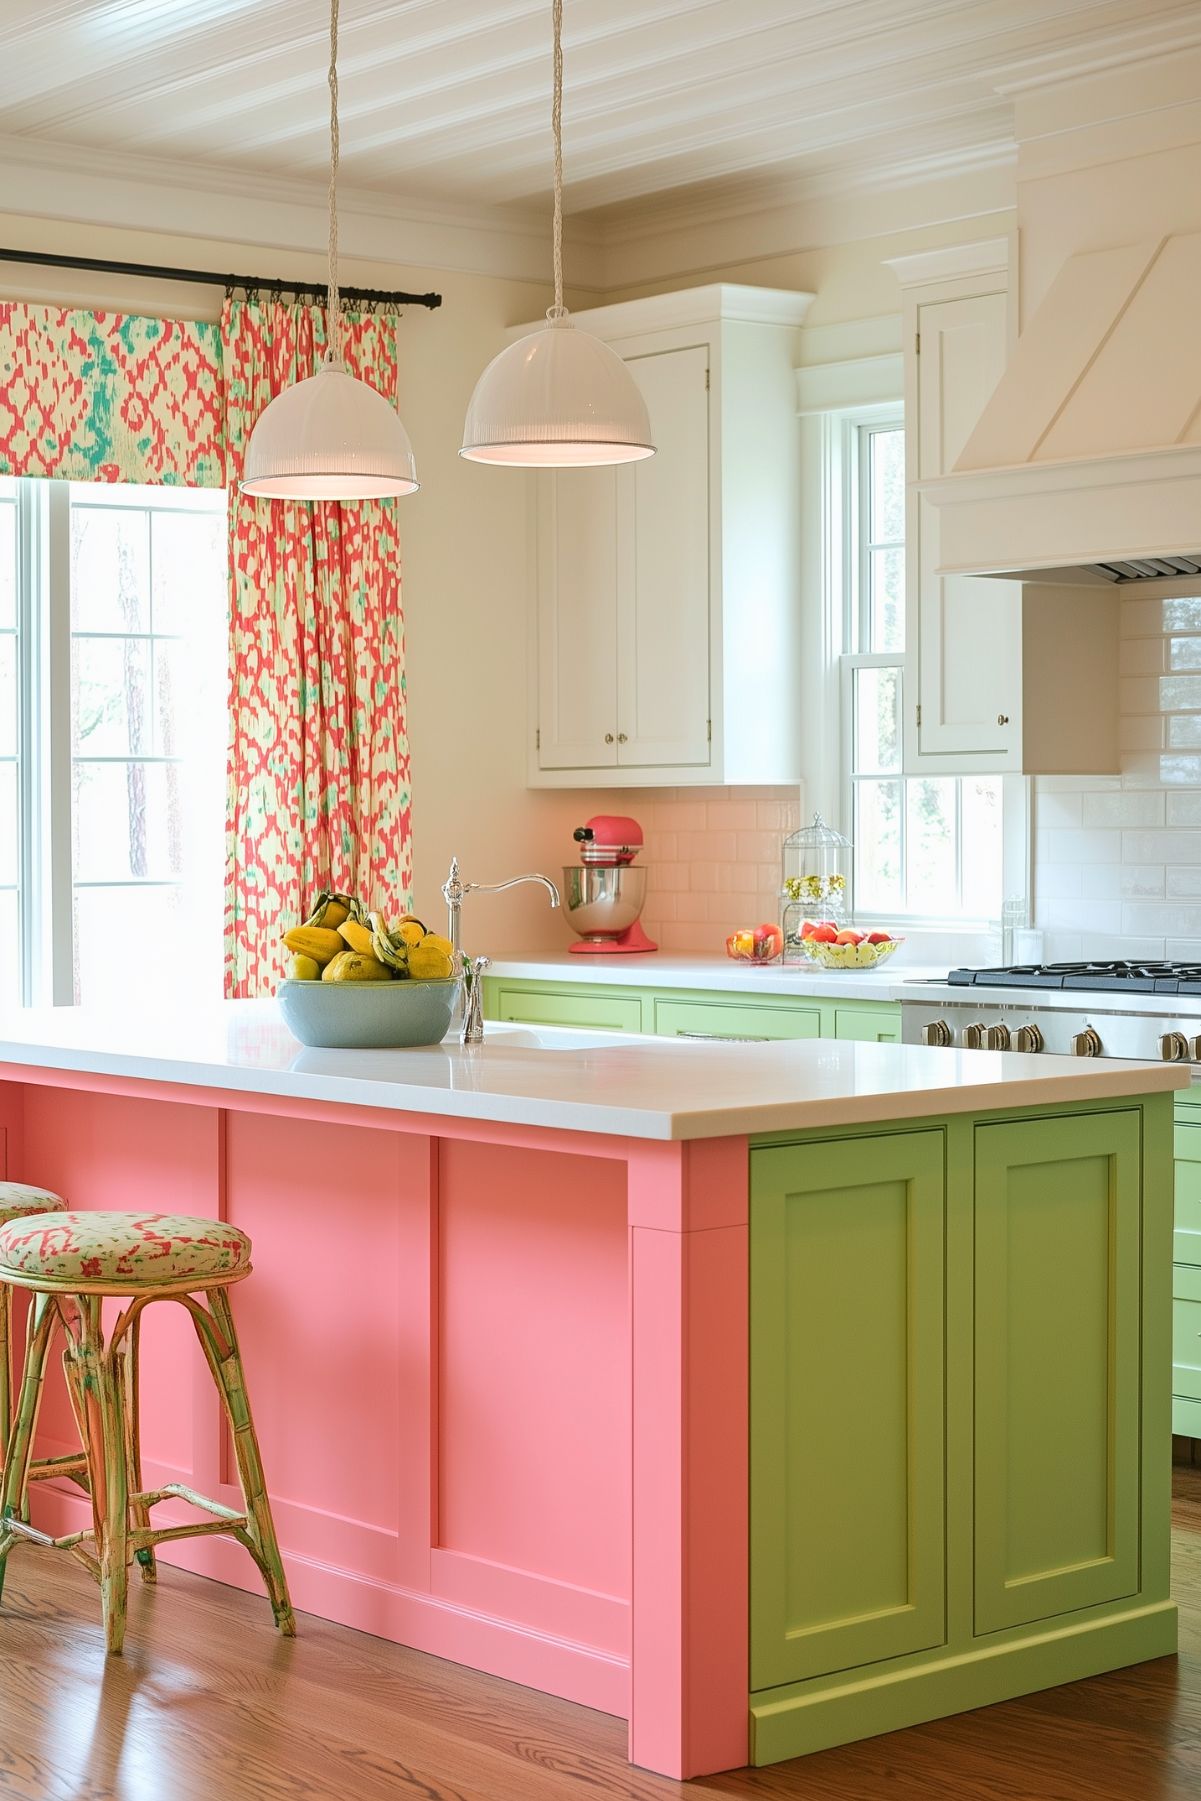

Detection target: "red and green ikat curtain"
[0, 296, 412, 999]
[0, 303, 223, 484]
[221, 298, 412, 997]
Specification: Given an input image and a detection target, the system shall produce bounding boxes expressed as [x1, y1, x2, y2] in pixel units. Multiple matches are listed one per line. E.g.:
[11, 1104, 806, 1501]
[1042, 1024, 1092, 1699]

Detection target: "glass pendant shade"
[460, 316, 654, 467]
[241, 360, 418, 499]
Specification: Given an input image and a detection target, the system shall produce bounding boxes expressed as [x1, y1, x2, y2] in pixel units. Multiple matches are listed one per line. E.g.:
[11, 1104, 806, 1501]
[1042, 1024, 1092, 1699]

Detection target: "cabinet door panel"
[1174, 1264, 1201, 1403]
[616, 346, 711, 768]
[492, 987, 643, 1034]
[833, 1005, 901, 1043]
[654, 997, 820, 1041]
[751, 1131, 946, 1689]
[1173, 1123, 1201, 1266]
[973, 1112, 1141, 1634]
[913, 292, 1021, 761]
[536, 471, 619, 769]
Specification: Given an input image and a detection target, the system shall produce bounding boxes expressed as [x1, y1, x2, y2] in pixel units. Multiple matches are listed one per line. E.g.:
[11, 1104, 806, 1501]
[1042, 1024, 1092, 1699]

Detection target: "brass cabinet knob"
[997, 714, 1010, 725]
[604, 733, 615, 743]
[618, 732, 628, 743]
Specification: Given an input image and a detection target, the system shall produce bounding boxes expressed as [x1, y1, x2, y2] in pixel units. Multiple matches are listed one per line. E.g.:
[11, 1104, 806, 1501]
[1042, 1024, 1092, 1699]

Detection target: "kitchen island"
[0, 1005, 1186, 1776]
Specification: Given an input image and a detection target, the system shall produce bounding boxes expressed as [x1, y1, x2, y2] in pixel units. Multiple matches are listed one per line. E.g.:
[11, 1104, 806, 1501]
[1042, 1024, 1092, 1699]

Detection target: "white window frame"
[11, 478, 225, 1008]
[836, 409, 1011, 930]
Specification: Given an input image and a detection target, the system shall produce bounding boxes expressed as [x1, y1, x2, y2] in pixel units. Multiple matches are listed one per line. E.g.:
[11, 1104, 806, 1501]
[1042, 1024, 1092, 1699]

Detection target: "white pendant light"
[241, 0, 418, 500]
[460, 0, 654, 468]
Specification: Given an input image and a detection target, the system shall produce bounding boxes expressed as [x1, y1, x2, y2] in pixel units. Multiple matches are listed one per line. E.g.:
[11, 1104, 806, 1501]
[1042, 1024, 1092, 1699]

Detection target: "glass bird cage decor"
[781, 814, 852, 962]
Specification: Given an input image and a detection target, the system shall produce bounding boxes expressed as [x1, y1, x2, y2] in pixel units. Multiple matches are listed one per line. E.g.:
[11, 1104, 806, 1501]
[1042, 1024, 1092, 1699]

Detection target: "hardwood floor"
[0, 1460, 1198, 1801]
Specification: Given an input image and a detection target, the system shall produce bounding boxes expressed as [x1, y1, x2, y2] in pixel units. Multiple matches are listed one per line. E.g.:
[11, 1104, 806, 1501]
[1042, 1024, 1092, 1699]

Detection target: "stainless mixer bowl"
[562, 864, 648, 939]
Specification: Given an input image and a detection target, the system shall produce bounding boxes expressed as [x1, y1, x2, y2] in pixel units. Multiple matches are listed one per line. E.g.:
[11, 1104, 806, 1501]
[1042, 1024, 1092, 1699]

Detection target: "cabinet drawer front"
[492, 988, 643, 1034]
[833, 1005, 901, 1043]
[654, 998, 820, 1042]
[1176, 1265, 1201, 1403]
[973, 1112, 1142, 1635]
[750, 1130, 946, 1688]
[1174, 1123, 1201, 1265]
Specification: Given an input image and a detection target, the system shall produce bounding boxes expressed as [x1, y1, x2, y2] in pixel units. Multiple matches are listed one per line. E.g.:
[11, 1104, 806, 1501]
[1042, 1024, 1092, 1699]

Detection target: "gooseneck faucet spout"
[442, 856, 561, 960]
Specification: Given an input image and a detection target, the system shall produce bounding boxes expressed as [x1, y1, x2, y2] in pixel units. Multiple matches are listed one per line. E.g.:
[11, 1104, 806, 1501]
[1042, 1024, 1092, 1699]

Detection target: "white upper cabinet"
[525, 285, 813, 788]
[890, 242, 1118, 776]
[913, 290, 1021, 760]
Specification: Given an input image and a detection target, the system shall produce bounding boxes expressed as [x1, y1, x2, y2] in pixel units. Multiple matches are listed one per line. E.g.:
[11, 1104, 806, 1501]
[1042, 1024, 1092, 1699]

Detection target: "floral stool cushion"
[0, 1212, 252, 1289]
[0, 1182, 68, 1226]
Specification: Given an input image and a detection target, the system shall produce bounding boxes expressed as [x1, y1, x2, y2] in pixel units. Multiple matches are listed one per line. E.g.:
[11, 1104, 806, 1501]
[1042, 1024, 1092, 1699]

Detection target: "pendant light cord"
[326, 0, 343, 364]
[548, 0, 567, 321]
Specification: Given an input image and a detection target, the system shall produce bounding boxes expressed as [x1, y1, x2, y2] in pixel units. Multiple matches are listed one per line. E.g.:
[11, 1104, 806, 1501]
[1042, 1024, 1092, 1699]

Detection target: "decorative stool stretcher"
[0, 1210, 294, 1653]
[0, 1184, 89, 1502]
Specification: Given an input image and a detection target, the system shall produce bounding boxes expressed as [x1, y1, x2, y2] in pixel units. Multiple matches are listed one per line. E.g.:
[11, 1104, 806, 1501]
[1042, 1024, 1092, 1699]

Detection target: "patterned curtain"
[221, 298, 412, 998]
[0, 303, 223, 484]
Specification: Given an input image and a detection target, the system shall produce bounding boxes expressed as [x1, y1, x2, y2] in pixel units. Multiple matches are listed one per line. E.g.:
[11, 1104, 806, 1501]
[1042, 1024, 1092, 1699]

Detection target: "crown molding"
[883, 235, 1010, 290]
[0, 131, 597, 290]
[506, 283, 816, 344]
[992, 11, 1201, 96]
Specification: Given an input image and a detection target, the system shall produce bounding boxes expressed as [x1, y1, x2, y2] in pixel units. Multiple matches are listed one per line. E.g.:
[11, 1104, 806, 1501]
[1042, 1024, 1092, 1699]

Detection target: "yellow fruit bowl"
[278, 975, 462, 1049]
[797, 936, 903, 971]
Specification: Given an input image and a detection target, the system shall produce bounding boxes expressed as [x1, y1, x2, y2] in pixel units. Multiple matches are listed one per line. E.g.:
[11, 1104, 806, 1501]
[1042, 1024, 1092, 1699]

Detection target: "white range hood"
[924, 232, 1201, 585]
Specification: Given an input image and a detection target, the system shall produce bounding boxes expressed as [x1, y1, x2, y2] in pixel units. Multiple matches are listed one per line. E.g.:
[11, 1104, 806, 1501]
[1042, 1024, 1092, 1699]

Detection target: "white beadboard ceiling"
[1, 0, 1197, 228]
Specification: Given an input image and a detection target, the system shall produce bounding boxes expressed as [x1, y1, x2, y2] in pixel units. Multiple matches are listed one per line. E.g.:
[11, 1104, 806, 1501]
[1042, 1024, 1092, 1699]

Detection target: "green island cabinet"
[484, 974, 1201, 1442]
[747, 1094, 1176, 1763]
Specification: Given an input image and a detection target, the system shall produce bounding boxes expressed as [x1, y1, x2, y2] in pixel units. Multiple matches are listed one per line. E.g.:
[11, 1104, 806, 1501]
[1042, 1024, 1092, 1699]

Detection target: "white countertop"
[486, 950, 951, 1003]
[0, 1001, 1185, 1142]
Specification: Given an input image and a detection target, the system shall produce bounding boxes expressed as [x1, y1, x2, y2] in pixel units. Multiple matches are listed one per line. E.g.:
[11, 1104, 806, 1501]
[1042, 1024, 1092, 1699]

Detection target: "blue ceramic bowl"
[277, 977, 461, 1049]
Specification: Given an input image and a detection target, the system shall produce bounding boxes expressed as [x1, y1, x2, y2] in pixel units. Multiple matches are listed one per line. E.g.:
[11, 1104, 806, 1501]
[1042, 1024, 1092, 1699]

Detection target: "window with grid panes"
[843, 419, 1001, 921]
[1, 480, 226, 1010]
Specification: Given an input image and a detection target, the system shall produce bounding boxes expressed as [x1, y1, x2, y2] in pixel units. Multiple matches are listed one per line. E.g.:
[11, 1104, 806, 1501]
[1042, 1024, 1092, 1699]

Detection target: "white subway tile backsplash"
[1081, 791, 1164, 828]
[1168, 792, 1201, 825]
[1034, 829, 1121, 864]
[1034, 791, 1083, 829]
[1122, 902, 1201, 936]
[1034, 863, 1082, 900]
[1123, 830, 1201, 864]
[1121, 865, 1166, 898]
[1167, 867, 1201, 897]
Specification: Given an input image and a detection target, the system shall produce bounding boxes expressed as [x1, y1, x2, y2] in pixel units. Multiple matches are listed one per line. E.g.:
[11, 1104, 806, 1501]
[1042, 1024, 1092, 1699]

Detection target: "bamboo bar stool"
[0, 1210, 295, 1654]
[0, 1184, 90, 1502]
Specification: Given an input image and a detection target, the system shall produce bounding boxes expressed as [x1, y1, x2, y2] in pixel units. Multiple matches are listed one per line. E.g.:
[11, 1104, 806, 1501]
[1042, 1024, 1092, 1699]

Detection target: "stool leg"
[0, 1283, 11, 1462]
[192, 1288, 295, 1636]
[121, 1316, 155, 1583]
[72, 1296, 129, 1654]
[0, 1292, 56, 1601]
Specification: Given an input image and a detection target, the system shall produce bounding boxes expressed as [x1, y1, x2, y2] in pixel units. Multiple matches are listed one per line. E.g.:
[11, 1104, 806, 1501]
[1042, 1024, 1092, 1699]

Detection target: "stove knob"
[963, 1023, 987, 1049]
[985, 1024, 1011, 1051]
[1191, 1037, 1201, 1064]
[920, 1019, 953, 1047]
[1161, 1032, 1190, 1062]
[1014, 1024, 1044, 1054]
[1071, 1027, 1103, 1058]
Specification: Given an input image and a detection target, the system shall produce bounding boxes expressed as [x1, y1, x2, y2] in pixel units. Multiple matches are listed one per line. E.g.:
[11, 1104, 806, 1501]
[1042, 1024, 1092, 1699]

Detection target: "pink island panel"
[0, 1066, 749, 1780]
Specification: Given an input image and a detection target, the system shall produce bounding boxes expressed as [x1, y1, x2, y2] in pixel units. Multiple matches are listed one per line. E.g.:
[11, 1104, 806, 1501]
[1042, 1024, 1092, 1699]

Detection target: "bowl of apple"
[796, 922, 902, 970]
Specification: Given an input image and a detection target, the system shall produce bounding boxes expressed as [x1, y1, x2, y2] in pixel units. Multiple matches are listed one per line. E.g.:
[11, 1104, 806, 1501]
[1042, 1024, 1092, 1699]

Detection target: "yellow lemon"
[289, 954, 320, 981]
[407, 946, 454, 982]
[322, 951, 394, 983]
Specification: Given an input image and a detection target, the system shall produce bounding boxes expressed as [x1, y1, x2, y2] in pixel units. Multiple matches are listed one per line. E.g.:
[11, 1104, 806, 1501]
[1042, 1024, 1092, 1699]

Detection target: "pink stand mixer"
[563, 814, 658, 954]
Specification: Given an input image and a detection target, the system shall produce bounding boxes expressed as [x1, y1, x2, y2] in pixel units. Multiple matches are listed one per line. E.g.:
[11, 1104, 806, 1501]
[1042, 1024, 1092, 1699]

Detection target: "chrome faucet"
[442, 857, 561, 1044]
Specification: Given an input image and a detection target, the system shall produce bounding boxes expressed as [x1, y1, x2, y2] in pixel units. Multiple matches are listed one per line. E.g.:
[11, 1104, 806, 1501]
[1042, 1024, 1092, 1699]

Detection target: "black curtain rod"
[0, 245, 442, 309]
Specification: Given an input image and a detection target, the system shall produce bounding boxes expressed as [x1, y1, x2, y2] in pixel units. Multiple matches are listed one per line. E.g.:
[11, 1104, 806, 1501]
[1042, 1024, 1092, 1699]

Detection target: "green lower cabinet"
[832, 1005, 901, 1043]
[749, 1096, 1177, 1766]
[750, 1131, 946, 1689]
[487, 983, 647, 1033]
[973, 1112, 1142, 1632]
[655, 997, 821, 1041]
[1171, 1105, 1201, 1437]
